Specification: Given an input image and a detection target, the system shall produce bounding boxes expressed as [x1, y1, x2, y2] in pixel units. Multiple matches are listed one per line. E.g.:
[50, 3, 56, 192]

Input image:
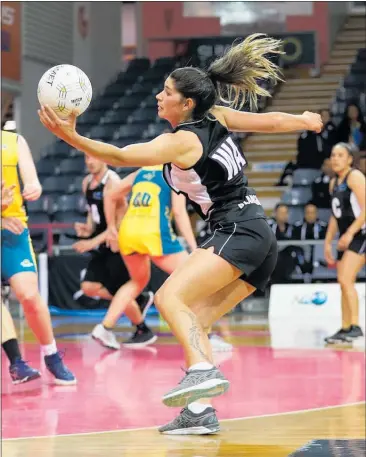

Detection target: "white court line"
[4, 401, 365, 442]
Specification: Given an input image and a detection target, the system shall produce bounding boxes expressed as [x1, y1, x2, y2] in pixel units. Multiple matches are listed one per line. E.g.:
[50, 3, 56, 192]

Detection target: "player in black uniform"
[324, 143, 365, 344]
[73, 155, 155, 349]
[39, 33, 323, 435]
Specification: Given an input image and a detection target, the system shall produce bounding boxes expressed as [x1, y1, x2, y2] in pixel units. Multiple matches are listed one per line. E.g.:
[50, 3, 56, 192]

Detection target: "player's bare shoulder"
[348, 168, 365, 185]
[107, 169, 121, 183]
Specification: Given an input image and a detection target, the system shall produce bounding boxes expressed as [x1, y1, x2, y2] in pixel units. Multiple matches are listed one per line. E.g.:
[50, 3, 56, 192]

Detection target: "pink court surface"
[2, 315, 365, 456]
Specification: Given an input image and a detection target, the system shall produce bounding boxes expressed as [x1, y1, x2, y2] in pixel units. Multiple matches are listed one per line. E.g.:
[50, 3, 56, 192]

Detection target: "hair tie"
[206, 70, 218, 86]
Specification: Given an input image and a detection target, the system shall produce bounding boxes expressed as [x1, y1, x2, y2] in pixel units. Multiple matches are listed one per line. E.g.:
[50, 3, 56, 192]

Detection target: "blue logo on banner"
[297, 291, 327, 306]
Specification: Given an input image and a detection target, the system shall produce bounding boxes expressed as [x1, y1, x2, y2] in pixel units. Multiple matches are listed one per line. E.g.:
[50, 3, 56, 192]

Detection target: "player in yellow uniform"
[1, 130, 75, 384]
[90, 165, 197, 347]
[1, 180, 41, 383]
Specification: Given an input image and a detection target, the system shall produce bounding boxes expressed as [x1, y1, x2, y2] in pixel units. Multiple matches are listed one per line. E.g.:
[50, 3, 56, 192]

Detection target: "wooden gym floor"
[2, 315, 365, 457]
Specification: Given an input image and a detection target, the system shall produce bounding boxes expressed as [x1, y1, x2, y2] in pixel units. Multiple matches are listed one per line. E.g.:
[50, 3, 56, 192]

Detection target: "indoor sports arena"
[1, 2, 365, 456]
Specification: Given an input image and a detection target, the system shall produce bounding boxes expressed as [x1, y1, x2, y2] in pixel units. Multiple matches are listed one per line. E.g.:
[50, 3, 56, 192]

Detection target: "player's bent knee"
[17, 287, 41, 310]
[154, 286, 171, 314]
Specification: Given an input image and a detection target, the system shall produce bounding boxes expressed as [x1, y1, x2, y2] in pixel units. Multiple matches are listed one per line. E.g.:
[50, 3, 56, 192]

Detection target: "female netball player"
[1, 130, 75, 384]
[1, 181, 40, 384]
[92, 165, 196, 348]
[324, 143, 365, 344]
[39, 33, 322, 433]
[73, 154, 156, 350]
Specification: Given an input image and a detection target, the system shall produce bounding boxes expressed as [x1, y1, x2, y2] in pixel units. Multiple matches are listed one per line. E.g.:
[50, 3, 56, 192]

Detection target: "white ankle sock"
[188, 402, 211, 414]
[42, 340, 57, 357]
[189, 362, 213, 371]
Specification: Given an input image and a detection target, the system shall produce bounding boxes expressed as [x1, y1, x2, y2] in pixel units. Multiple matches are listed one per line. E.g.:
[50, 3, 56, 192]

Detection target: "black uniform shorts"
[337, 237, 366, 261]
[84, 248, 130, 295]
[200, 217, 278, 291]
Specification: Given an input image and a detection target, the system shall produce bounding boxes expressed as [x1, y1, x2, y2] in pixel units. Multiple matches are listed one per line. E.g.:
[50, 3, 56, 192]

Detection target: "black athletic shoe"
[158, 407, 220, 435]
[123, 328, 157, 348]
[344, 325, 364, 342]
[136, 291, 154, 320]
[324, 328, 350, 344]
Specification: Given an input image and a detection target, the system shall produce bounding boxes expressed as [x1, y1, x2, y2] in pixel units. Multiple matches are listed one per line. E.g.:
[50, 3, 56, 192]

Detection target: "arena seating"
[330, 48, 366, 124]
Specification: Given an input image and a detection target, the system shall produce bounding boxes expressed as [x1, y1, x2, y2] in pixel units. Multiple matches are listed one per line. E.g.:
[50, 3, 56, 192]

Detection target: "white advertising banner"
[269, 283, 366, 349]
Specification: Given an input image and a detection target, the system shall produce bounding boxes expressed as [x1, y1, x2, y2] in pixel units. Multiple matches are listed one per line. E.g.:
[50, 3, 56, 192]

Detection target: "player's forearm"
[89, 231, 107, 249]
[218, 106, 321, 133]
[325, 216, 338, 244]
[71, 134, 129, 167]
[85, 214, 95, 235]
[265, 112, 315, 133]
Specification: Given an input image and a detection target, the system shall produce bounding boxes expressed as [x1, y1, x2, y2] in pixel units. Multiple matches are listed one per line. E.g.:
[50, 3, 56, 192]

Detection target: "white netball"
[37, 64, 92, 119]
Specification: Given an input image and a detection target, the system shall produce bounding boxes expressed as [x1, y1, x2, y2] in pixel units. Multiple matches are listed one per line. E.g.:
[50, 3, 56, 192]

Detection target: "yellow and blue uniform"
[118, 165, 184, 256]
[1, 130, 37, 280]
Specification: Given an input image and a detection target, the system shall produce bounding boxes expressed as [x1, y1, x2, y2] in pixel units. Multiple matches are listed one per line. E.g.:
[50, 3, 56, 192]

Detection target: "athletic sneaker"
[209, 334, 233, 352]
[91, 323, 120, 350]
[344, 325, 364, 342]
[123, 328, 157, 348]
[136, 291, 154, 320]
[162, 367, 230, 407]
[44, 352, 76, 385]
[324, 328, 349, 344]
[9, 359, 41, 385]
[158, 407, 220, 435]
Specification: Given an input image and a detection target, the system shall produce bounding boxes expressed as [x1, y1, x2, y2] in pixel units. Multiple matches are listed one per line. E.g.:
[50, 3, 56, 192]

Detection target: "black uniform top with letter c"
[331, 168, 366, 238]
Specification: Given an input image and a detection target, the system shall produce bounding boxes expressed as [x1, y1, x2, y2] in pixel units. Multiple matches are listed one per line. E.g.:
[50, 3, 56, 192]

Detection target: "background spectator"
[319, 109, 337, 158]
[311, 158, 334, 208]
[292, 203, 327, 240]
[336, 103, 366, 147]
[296, 109, 338, 170]
[267, 204, 293, 240]
[296, 129, 324, 169]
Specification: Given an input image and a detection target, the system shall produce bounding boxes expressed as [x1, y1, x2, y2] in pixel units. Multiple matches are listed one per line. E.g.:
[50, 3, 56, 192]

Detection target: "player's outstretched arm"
[38, 106, 196, 169]
[212, 106, 323, 134]
[17, 135, 42, 201]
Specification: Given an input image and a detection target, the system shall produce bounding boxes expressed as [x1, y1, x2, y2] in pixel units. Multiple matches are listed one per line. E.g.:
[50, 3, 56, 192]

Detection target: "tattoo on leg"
[181, 310, 211, 363]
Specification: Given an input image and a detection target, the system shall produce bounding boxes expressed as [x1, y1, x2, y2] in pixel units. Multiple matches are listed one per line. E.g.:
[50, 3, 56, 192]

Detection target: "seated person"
[292, 203, 327, 240]
[296, 110, 336, 169]
[311, 158, 335, 208]
[319, 109, 337, 158]
[267, 203, 293, 240]
[336, 103, 366, 148]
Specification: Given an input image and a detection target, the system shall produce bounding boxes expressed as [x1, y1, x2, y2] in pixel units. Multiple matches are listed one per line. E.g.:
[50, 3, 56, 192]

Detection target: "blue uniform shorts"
[1, 228, 37, 281]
